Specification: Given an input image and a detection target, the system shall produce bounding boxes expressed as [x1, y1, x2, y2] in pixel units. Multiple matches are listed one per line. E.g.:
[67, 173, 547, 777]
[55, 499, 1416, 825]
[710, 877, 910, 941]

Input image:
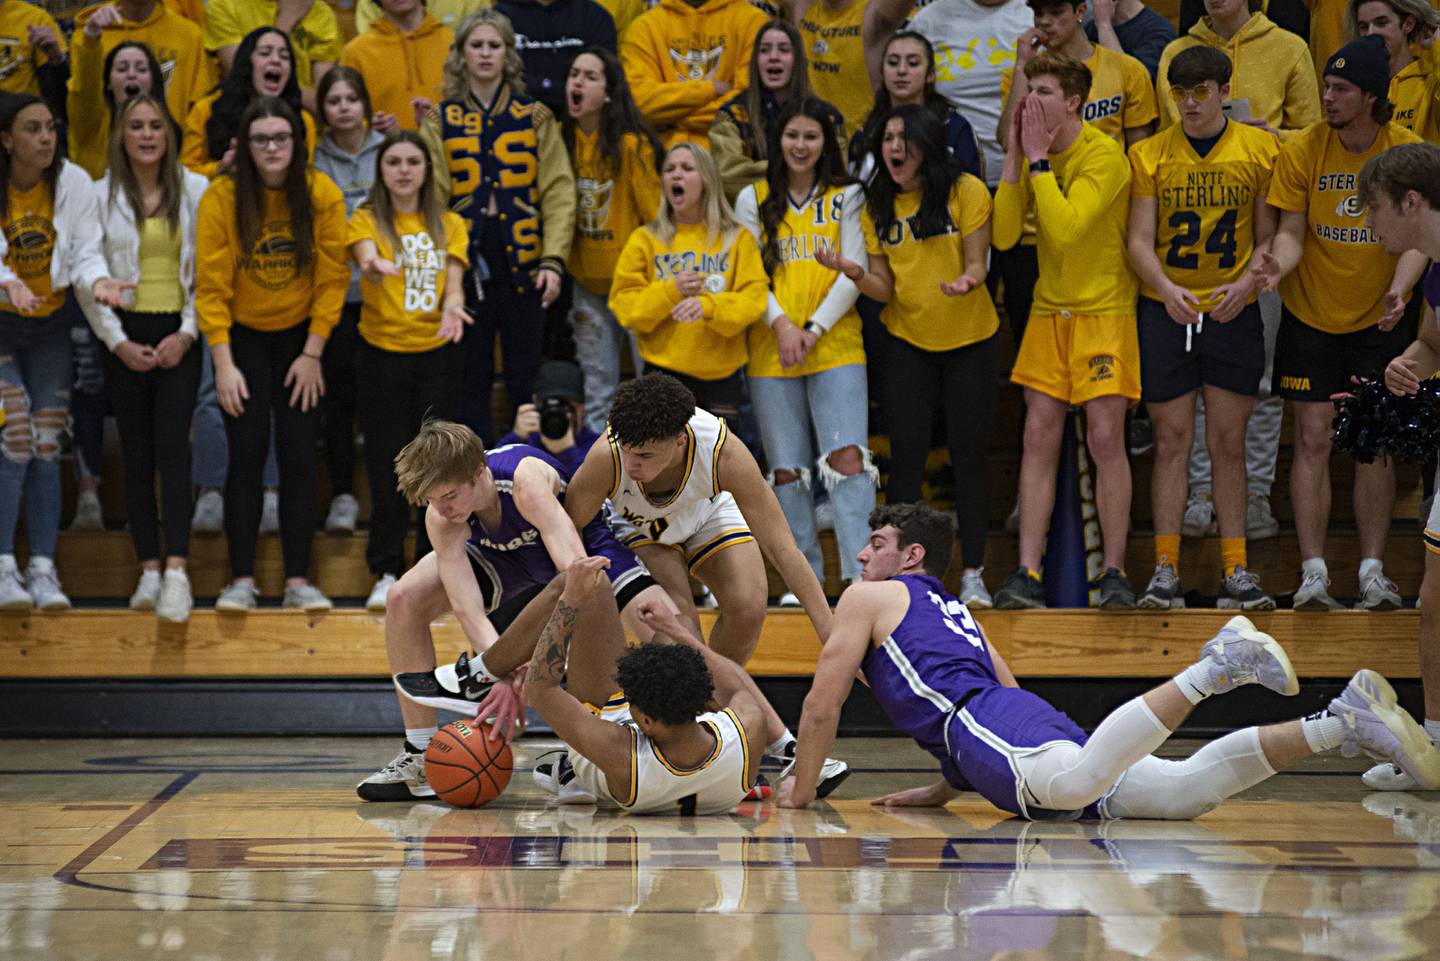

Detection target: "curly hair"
[607, 374, 696, 445]
[616, 643, 714, 726]
[869, 503, 956, 578]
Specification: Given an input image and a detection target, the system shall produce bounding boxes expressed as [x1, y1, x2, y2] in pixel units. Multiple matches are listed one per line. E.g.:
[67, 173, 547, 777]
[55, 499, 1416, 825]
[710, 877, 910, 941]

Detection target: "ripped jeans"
[0, 311, 73, 557]
[750, 364, 876, 582]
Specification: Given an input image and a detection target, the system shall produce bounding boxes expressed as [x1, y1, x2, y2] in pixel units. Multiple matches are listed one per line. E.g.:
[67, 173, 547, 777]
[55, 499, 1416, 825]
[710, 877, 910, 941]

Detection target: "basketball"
[424, 720, 513, 808]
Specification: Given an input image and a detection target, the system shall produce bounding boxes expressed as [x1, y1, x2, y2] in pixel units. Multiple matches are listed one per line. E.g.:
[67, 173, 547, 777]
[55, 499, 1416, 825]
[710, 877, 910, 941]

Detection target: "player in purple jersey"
[1363, 142, 1440, 790]
[355, 419, 681, 802]
[779, 503, 1440, 814]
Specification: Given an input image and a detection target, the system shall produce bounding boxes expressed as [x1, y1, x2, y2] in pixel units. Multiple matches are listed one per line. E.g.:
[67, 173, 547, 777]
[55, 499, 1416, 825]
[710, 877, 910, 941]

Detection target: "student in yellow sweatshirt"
[1352, 0, 1440, 141]
[621, 0, 769, 147]
[0, 0, 65, 99]
[561, 46, 663, 430]
[66, 0, 212, 178]
[735, 98, 875, 593]
[993, 52, 1139, 611]
[195, 96, 349, 613]
[340, 0, 452, 131]
[346, 130, 470, 611]
[355, 0, 488, 34]
[182, 27, 317, 178]
[609, 142, 768, 430]
[1156, 0, 1321, 139]
[817, 103, 999, 607]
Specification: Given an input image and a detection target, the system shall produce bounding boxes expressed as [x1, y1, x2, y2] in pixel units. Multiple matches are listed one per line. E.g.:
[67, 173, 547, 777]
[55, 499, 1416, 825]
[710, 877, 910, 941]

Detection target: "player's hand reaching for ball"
[474, 675, 527, 742]
[776, 775, 812, 810]
[561, 555, 610, 605]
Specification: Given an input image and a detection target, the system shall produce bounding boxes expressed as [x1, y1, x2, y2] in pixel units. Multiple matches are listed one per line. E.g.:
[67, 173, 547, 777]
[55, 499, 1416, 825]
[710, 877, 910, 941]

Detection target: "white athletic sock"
[405, 726, 438, 752]
[1424, 719, 1440, 742]
[471, 653, 501, 683]
[1173, 657, 1220, 705]
[1302, 711, 1346, 753]
[1358, 558, 1384, 583]
[766, 731, 797, 758]
[1301, 557, 1328, 578]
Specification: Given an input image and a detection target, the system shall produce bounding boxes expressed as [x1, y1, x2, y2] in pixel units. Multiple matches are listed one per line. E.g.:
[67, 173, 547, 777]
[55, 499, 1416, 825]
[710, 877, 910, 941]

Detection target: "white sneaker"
[69, 490, 104, 531]
[0, 555, 33, 611]
[1293, 570, 1343, 610]
[356, 744, 436, 802]
[779, 754, 851, 799]
[191, 489, 224, 533]
[325, 493, 359, 534]
[25, 558, 71, 610]
[813, 500, 836, 532]
[959, 569, 992, 609]
[283, 582, 333, 612]
[366, 573, 396, 612]
[1246, 492, 1279, 540]
[215, 580, 258, 611]
[698, 585, 718, 609]
[533, 753, 597, 804]
[777, 591, 801, 608]
[1330, 670, 1440, 790]
[1356, 571, 1402, 611]
[1182, 491, 1216, 537]
[1199, 615, 1299, 696]
[156, 569, 193, 623]
[259, 489, 280, 534]
[129, 569, 162, 611]
[1362, 760, 1421, 791]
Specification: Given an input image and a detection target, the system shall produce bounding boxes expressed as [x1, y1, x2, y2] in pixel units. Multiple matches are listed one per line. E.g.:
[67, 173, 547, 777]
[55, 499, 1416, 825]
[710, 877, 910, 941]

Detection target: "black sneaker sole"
[994, 593, 1046, 610]
[393, 672, 492, 714]
[815, 766, 850, 800]
[356, 782, 437, 802]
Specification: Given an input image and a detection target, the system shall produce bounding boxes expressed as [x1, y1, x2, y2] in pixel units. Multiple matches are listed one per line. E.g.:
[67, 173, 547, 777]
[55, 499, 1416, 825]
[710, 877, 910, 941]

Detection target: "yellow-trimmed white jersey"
[568, 700, 754, 815]
[606, 406, 732, 547]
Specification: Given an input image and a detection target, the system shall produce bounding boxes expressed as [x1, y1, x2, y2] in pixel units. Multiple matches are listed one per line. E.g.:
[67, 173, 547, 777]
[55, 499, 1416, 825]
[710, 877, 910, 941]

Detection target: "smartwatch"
[1028, 159, 1052, 174]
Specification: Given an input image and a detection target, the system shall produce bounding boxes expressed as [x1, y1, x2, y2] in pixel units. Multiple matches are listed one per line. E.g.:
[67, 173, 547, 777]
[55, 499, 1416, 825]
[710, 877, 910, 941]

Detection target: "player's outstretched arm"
[719, 437, 834, 642]
[777, 585, 877, 809]
[428, 509, 500, 653]
[564, 437, 615, 530]
[524, 557, 634, 788]
[512, 456, 586, 572]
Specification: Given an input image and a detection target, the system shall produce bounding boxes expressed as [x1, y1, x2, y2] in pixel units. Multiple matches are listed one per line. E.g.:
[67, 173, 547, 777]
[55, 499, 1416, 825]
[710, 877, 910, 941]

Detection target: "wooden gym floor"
[3, 735, 1438, 961]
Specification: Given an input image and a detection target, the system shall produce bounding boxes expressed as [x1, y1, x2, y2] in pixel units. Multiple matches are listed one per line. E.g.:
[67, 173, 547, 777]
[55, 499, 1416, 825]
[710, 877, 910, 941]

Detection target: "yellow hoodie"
[569, 129, 662, 297]
[620, 0, 768, 147]
[66, 2, 214, 178]
[181, 91, 317, 179]
[340, 15, 452, 130]
[1156, 13, 1321, 142]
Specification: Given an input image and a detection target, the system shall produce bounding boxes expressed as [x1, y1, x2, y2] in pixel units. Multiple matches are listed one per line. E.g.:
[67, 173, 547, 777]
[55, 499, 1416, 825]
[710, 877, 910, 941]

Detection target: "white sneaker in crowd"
[283, 582, 333, 612]
[325, 493, 359, 534]
[777, 592, 801, 608]
[0, 555, 33, 611]
[366, 573, 396, 612]
[1182, 491, 1216, 537]
[191, 489, 224, 533]
[959, 569, 993, 609]
[216, 580, 258, 611]
[259, 488, 280, 534]
[25, 557, 71, 610]
[129, 569, 161, 611]
[69, 490, 104, 531]
[156, 569, 193, 623]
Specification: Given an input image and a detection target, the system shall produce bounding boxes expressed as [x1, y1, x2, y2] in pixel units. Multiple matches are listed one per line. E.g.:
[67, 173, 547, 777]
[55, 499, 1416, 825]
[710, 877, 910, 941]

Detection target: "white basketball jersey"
[569, 705, 754, 815]
[605, 407, 731, 547]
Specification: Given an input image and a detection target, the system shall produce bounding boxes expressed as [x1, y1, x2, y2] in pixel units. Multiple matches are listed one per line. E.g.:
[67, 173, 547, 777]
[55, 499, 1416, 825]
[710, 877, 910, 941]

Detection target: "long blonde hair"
[649, 143, 739, 250]
[442, 9, 527, 102]
[107, 95, 183, 232]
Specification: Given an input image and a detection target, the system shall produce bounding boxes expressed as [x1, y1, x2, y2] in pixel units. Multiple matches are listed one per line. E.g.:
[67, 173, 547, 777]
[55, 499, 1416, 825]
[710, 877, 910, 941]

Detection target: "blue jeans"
[193, 332, 278, 489]
[571, 283, 641, 434]
[750, 364, 876, 582]
[0, 311, 72, 557]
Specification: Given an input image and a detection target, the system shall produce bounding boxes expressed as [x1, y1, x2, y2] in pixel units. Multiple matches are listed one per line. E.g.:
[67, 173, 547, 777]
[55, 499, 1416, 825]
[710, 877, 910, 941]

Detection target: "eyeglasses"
[1167, 83, 1216, 105]
[248, 132, 293, 150]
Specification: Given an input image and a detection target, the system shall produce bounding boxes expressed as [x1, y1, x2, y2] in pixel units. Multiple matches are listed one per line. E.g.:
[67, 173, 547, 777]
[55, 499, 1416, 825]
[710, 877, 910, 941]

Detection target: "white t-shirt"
[910, 0, 1034, 186]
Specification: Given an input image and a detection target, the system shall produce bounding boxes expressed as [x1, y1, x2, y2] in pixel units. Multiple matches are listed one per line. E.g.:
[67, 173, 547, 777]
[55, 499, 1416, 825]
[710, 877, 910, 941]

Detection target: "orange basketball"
[424, 720, 513, 808]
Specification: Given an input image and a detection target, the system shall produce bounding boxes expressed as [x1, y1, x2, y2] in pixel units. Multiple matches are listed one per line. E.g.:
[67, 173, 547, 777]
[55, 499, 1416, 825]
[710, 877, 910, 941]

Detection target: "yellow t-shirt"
[201, 0, 343, 88]
[746, 181, 865, 378]
[195, 172, 350, 344]
[347, 207, 468, 353]
[1268, 121, 1423, 334]
[180, 91, 318, 179]
[609, 221, 768, 380]
[995, 123, 1137, 316]
[1390, 57, 1440, 144]
[0, 182, 63, 317]
[569, 129, 662, 297]
[1002, 43, 1155, 242]
[0, 1, 60, 97]
[796, 0, 871, 134]
[134, 216, 184, 313]
[861, 174, 998, 352]
[1128, 120, 1279, 311]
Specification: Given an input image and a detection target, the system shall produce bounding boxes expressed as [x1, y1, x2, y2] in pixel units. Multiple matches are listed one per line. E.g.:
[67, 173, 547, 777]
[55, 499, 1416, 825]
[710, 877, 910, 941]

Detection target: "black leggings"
[321, 301, 360, 496]
[356, 339, 462, 577]
[222, 323, 320, 579]
[102, 311, 202, 561]
[882, 330, 997, 570]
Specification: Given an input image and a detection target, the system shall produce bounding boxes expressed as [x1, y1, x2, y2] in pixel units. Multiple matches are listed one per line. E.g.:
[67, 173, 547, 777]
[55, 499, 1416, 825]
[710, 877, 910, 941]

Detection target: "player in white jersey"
[565, 373, 834, 666]
[395, 556, 851, 811]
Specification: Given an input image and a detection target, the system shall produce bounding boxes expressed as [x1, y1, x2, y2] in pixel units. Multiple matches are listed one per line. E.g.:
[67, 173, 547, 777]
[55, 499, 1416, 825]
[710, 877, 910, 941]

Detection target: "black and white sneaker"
[394, 651, 496, 714]
[356, 742, 436, 802]
[779, 755, 851, 799]
[533, 753, 597, 804]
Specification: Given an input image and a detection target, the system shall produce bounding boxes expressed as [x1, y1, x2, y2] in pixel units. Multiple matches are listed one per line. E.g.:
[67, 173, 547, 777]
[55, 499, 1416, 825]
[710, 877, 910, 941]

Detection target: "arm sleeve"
[202, 0, 242, 53]
[609, 231, 680, 333]
[621, 26, 721, 128]
[699, 231, 768, 336]
[535, 105, 577, 266]
[65, 30, 106, 177]
[732, 186, 783, 324]
[710, 110, 765, 202]
[305, 5, 343, 67]
[1154, 46, 1178, 130]
[1030, 153, 1128, 245]
[1129, 141, 1156, 198]
[79, 184, 126, 349]
[992, 178, 1028, 251]
[1280, 55, 1322, 137]
[63, 170, 112, 293]
[194, 185, 236, 345]
[809, 185, 865, 331]
[1122, 56, 1158, 128]
[420, 107, 451, 205]
[181, 99, 220, 178]
[1265, 139, 1310, 213]
[305, 181, 350, 340]
[629, 136, 662, 225]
